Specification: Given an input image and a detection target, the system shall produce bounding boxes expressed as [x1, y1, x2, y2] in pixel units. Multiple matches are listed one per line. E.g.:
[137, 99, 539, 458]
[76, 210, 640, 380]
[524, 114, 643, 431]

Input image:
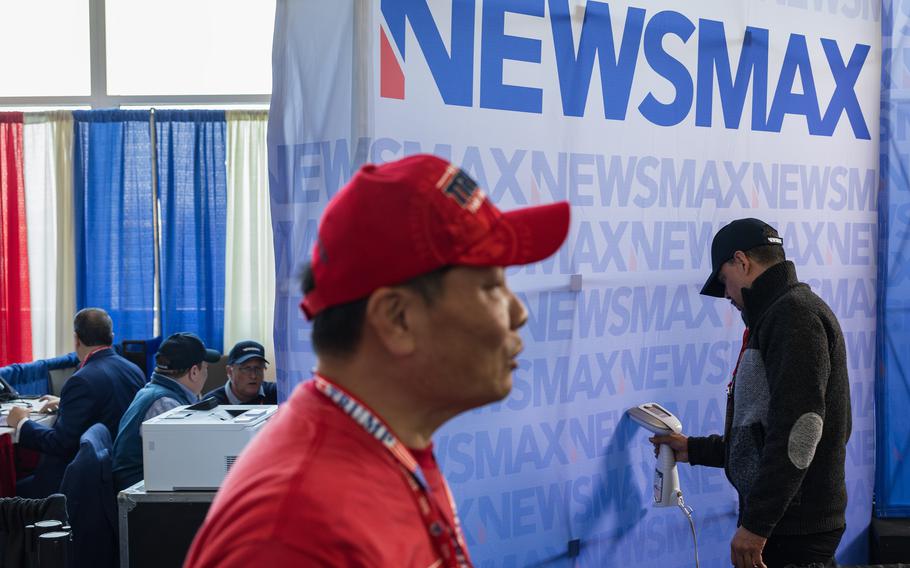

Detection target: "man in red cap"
[185, 154, 569, 567]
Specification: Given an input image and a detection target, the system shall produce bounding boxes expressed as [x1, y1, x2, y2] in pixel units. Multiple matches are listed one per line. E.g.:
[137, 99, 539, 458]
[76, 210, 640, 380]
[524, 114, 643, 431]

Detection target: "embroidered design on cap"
[436, 165, 485, 213]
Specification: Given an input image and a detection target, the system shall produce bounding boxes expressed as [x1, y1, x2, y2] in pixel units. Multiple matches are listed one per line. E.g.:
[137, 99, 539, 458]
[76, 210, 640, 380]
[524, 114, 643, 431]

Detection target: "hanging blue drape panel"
[877, 4, 910, 517]
[155, 110, 227, 350]
[73, 110, 156, 342]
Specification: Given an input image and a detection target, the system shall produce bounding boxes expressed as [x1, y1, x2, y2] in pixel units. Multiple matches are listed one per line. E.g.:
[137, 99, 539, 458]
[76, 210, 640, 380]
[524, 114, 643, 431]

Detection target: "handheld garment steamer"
[627, 402, 699, 567]
[626, 402, 683, 507]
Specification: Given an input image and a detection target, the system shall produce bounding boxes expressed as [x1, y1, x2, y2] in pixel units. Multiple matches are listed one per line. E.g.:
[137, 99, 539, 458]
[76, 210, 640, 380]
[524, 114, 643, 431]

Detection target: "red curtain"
[0, 112, 32, 366]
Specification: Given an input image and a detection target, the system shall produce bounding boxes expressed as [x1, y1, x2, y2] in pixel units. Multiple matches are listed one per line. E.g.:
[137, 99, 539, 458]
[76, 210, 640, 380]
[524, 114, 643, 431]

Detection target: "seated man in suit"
[7, 308, 146, 497]
[112, 332, 220, 491]
[203, 341, 276, 405]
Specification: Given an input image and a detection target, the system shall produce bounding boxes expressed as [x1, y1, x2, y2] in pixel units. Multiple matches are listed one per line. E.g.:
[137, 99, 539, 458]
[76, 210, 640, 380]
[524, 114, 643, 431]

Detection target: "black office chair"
[119, 337, 163, 381]
[119, 340, 148, 377]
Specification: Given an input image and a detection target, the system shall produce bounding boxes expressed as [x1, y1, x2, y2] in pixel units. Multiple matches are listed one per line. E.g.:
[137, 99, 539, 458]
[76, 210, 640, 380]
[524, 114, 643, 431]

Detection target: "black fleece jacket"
[687, 261, 852, 537]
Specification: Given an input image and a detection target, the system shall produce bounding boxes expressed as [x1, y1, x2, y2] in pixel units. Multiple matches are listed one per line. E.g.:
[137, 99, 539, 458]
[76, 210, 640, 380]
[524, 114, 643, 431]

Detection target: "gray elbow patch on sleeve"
[788, 412, 824, 470]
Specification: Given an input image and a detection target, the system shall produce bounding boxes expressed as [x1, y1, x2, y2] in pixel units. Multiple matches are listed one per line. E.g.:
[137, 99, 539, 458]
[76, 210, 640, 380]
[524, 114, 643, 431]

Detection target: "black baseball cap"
[155, 333, 221, 372]
[227, 340, 269, 366]
[700, 218, 784, 298]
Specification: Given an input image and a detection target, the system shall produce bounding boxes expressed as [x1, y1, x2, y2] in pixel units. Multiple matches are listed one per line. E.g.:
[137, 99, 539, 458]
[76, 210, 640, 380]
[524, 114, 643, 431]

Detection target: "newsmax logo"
[379, 0, 872, 139]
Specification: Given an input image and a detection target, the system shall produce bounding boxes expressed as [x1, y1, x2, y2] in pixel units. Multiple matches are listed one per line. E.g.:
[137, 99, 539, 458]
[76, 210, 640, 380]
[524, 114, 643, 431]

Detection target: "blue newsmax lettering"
[515, 278, 873, 340]
[516, 221, 877, 276]
[380, 1, 871, 138]
[505, 346, 733, 409]
[437, 404, 724, 482]
[522, 289, 723, 338]
[275, 141, 877, 212]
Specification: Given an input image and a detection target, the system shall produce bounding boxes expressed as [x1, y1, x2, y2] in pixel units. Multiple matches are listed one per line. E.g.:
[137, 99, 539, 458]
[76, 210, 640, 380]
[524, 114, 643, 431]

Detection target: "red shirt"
[184, 380, 461, 568]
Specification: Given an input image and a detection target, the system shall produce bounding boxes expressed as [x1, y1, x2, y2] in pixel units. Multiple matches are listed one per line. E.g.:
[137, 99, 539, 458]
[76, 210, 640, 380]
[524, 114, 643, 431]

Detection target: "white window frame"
[0, 0, 271, 109]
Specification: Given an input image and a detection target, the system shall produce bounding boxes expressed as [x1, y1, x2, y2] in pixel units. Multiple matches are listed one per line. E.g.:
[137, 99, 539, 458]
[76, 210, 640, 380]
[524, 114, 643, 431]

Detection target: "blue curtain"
[73, 110, 156, 342]
[155, 110, 227, 350]
[877, 5, 910, 517]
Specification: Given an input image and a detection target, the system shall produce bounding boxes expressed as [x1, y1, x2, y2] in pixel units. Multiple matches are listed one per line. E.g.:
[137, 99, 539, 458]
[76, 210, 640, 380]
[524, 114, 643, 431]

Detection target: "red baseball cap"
[300, 154, 570, 319]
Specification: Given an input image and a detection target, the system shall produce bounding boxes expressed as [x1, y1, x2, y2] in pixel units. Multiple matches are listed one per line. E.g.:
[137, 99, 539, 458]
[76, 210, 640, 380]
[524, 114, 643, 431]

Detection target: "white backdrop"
[268, 1, 881, 564]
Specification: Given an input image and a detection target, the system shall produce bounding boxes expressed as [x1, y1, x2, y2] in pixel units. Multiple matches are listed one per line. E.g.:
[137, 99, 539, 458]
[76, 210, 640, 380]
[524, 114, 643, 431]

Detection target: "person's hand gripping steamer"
[626, 402, 683, 506]
[626, 402, 700, 566]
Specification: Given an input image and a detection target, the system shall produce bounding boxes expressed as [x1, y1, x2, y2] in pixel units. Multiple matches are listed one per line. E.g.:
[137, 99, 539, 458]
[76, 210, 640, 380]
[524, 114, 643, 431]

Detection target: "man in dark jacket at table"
[203, 341, 276, 405]
[7, 308, 146, 497]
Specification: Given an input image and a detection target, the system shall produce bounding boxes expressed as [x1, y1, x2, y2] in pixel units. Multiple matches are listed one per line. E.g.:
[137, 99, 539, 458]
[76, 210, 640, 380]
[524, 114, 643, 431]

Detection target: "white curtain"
[23, 111, 75, 359]
[224, 110, 275, 376]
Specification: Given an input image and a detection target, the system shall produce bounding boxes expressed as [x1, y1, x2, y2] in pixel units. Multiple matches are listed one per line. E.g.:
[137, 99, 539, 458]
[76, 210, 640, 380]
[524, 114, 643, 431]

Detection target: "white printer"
[142, 404, 278, 491]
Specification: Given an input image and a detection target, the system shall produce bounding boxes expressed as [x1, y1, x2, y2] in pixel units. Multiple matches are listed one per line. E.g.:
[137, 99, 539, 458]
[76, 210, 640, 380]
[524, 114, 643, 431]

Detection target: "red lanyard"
[313, 375, 472, 568]
[726, 328, 750, 396]
[78, 346, 111, 370]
